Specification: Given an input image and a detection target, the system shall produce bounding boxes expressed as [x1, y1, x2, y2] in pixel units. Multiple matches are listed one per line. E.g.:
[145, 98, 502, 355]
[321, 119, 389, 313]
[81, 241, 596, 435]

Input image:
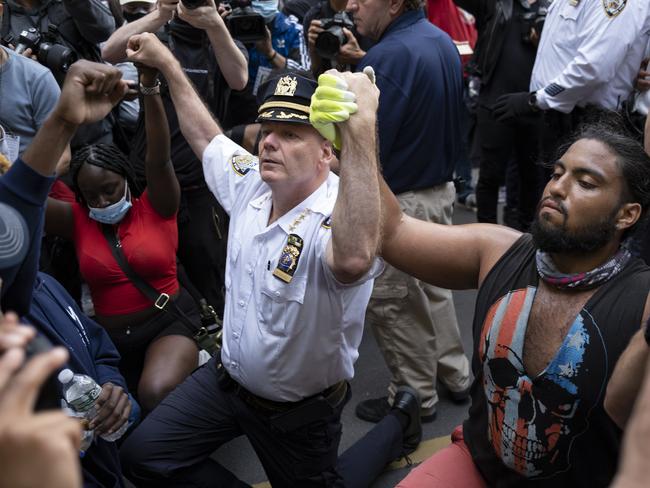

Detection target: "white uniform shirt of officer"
[202, 135, 382, 402]
[531, 0, 650, 113]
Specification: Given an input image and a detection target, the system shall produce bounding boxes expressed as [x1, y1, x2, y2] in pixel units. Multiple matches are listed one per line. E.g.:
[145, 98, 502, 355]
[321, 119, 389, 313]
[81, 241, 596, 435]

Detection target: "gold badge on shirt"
[273, 234, 303, 283]
[602, 0, 626, 16]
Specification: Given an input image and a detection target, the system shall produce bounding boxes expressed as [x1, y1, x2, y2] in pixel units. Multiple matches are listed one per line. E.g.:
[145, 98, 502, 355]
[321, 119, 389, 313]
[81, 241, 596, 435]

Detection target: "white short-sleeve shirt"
[530, 0, 650, 113]
[202, 135, 382, 401]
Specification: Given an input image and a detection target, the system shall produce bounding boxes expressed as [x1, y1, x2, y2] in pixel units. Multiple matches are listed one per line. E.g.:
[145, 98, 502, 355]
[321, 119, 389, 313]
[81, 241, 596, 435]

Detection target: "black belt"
[219, 367, 348, 415]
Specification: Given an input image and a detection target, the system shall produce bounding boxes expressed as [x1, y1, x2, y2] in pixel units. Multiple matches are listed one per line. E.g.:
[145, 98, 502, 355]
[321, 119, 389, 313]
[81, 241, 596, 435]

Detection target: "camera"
[521, 6, 547, 44]
[223, 0, 266, 43]
[181, 0, 208, 9]
[24, 334, 62, 411]
[315, 12, 354, 59]
[15, 27, 77, 75]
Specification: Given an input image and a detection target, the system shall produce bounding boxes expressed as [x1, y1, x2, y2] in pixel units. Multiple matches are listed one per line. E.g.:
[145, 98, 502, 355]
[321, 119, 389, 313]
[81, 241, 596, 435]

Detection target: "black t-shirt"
[302, 1, 373, 75]
[131, 21, 248, 188]
[464, 234, 650, 487]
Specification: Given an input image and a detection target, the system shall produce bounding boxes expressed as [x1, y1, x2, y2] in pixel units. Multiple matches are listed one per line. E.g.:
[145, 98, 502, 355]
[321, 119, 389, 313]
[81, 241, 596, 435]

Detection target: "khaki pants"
[366, 183, 470, 412]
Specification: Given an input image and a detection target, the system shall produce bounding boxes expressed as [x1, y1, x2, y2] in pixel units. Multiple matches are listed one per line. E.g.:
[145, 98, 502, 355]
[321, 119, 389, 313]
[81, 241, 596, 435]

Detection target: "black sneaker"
[392, 386, 422, 455]
[356, 396, 437, 423]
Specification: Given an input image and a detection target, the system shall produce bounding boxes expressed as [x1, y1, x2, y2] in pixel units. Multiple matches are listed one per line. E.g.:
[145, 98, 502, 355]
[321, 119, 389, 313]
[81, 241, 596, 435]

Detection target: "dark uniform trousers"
[121, 357, 404, 488]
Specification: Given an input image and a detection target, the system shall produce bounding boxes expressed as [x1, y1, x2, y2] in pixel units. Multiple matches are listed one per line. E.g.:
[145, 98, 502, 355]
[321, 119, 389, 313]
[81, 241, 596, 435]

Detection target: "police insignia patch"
[602, 0, 626, 17]
[321, 216, 332, 229]
[273, 234, 303, 283]
[231, 154, 257, 176]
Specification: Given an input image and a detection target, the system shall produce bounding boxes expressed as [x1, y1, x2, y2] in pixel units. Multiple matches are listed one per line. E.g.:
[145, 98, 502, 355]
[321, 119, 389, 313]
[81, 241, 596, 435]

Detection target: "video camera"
[223, 0, 266, 43]
[315, 12, 354, 59]
[14, 27, 77, 75]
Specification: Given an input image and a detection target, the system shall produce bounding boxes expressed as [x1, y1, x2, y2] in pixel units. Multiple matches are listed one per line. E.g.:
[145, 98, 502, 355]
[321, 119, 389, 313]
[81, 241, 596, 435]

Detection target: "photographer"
[304, 0, 372, 76]
[1, 0, 116, 149]
[225, 0, 308, 125]
[103, 0, 247, 320]
[0, 5, 59, 158]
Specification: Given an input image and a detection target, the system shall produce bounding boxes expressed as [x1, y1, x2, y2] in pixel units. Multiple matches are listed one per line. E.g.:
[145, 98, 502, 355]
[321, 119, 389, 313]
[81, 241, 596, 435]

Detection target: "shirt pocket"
[260, 275, 307, 336]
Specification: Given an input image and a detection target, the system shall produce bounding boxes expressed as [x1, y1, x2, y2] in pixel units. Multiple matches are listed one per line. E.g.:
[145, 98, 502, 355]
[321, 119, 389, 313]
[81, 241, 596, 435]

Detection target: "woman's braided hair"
[70, 144, 142, 203]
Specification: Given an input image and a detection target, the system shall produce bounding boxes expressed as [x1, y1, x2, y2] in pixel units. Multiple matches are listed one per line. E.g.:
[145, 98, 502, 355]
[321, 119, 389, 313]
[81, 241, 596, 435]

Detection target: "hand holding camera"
[0, 312, 82, 488]
[13, 27, 77, 75]
[177, 0, 225, 31]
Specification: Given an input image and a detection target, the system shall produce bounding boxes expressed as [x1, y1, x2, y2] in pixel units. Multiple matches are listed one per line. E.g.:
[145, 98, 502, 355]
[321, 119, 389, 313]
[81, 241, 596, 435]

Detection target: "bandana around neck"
[535, 245, 632, 290]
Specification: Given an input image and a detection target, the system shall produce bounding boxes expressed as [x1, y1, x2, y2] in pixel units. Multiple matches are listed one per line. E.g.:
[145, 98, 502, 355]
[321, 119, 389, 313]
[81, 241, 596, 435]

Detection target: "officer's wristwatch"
[139, 79, 161, 96]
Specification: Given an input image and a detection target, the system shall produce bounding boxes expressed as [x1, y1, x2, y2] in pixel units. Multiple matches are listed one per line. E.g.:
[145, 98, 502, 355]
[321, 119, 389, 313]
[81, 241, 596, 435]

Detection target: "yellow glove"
[310, 74, 356, 150]
[310, 67, 376, 150]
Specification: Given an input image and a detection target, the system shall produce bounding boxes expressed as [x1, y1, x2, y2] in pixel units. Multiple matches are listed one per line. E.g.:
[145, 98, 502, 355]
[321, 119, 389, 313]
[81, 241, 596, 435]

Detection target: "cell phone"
[24, 334, 62, 411]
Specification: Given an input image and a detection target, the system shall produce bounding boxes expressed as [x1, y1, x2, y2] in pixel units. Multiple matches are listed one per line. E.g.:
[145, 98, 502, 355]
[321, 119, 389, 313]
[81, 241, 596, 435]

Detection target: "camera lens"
[38, 43, 78, 73]
[315, 28, 345, 59]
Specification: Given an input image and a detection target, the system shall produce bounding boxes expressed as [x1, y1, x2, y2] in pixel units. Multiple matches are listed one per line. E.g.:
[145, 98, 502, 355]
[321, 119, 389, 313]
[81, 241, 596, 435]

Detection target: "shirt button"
[238, 299, 245, 307]
[233, 332, 239, 339]
[246, 266, 253, 275]
[231, 361, 238, 369]
[275, 291, 280, 297]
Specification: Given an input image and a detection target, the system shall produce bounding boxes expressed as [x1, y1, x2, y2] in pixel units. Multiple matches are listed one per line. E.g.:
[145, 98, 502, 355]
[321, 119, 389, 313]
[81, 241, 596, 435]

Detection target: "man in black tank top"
[376, 123, 650, 487]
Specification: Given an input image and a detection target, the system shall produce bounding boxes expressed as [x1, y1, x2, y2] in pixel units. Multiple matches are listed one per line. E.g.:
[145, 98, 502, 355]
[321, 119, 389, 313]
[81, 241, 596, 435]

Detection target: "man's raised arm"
[126, 33, 221, 160]
[325, 71, 381, 283]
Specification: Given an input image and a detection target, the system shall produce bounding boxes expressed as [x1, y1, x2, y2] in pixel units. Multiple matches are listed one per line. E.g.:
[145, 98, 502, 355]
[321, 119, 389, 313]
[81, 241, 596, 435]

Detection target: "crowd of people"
[1, 0, 650, 486]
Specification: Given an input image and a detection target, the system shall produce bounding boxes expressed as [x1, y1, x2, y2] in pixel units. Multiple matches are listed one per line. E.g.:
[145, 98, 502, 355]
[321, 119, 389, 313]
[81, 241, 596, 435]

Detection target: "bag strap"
[100, 223, 198, 335]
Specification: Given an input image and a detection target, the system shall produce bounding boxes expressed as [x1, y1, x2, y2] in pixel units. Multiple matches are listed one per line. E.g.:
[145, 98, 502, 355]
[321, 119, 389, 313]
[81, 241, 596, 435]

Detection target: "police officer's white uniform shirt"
[202, 134, 382, 402]
[531, 0, 650, 113]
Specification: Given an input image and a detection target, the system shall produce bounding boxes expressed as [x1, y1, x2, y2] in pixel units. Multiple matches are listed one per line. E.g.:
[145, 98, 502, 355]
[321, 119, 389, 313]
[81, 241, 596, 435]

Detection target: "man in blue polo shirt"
[349, 0, 472, 423]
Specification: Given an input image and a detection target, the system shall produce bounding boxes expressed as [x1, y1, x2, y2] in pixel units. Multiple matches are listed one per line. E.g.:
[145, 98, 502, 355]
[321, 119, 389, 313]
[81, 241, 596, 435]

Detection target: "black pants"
[120, 358, 403, 488]
[177, 186, 229, 317]
[475, 105, 542, 230]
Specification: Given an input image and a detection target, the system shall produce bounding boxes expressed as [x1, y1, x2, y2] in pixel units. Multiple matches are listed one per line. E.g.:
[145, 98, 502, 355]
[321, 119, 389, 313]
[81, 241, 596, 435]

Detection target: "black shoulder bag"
[101, 224, 222, 356]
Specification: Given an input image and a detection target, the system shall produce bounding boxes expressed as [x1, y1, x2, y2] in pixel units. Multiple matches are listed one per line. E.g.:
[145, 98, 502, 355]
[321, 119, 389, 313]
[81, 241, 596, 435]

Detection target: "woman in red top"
[46, 65, 199, 412]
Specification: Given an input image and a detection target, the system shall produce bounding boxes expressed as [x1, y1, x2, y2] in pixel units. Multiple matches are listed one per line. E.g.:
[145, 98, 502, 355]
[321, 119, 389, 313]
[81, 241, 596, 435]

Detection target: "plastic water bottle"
[58, 369, 132, 442]
[58, 369, 101, 419]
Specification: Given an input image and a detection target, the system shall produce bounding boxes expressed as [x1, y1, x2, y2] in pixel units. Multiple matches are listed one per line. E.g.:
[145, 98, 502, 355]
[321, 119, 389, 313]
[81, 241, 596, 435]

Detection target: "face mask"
[251, 0, 278, 22]
[88, 183, 132, 225]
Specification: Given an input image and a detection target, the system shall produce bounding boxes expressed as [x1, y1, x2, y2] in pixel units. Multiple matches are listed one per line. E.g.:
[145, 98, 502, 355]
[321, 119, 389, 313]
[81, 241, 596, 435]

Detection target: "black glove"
[492, 91, 538, 122]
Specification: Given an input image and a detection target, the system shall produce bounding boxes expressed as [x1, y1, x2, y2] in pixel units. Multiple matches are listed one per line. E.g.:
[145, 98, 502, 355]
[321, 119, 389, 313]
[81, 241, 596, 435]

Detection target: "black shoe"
[392, 386, 422, 455]
[448, 386, 470, 403]
[356, 396, 437, 423]
[355, 396, 391, 423]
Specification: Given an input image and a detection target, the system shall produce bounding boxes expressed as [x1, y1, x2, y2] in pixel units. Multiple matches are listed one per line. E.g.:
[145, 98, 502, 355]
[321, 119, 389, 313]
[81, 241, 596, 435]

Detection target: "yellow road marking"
[251, 435, 451, 487]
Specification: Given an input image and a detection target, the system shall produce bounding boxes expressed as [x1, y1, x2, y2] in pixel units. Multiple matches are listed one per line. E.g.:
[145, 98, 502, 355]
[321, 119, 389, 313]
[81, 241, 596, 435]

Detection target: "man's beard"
[530, 200, 619, 254]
